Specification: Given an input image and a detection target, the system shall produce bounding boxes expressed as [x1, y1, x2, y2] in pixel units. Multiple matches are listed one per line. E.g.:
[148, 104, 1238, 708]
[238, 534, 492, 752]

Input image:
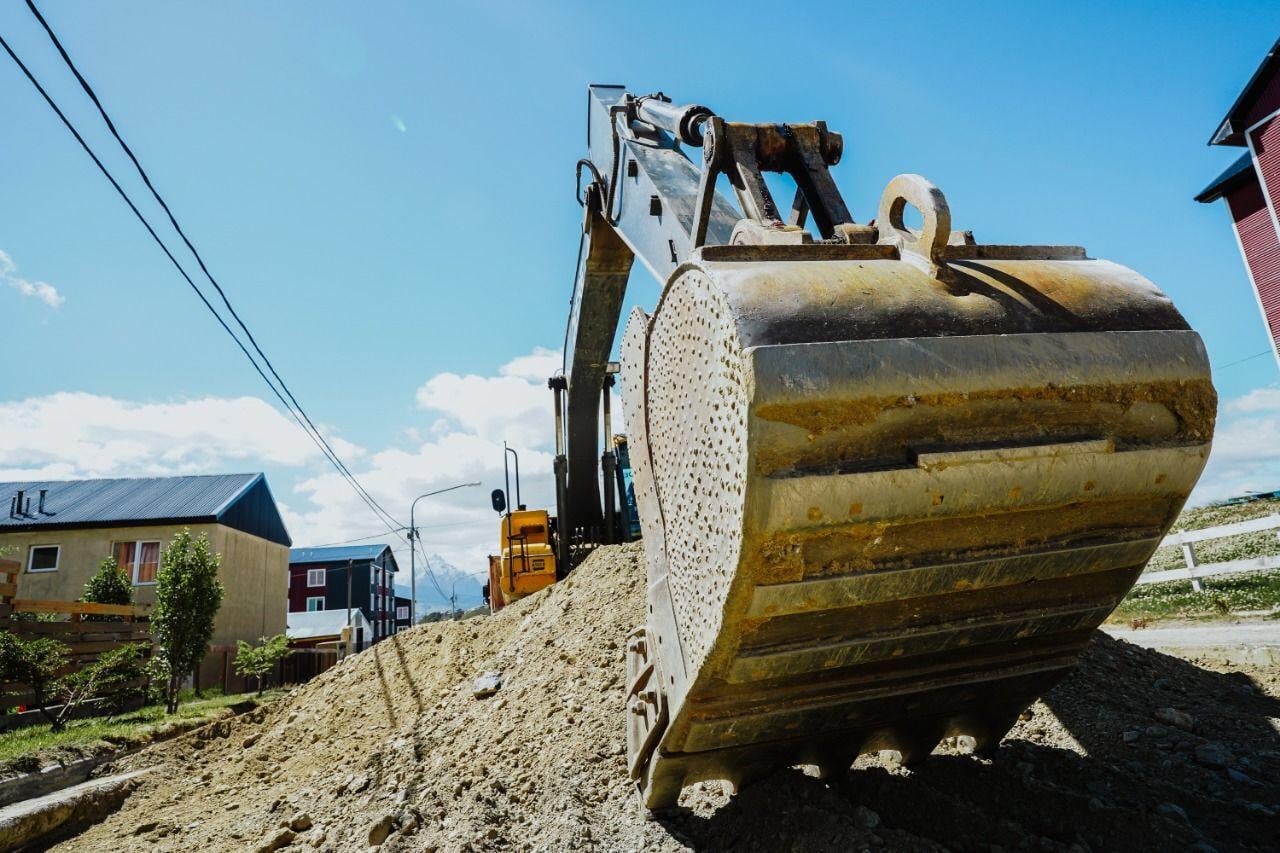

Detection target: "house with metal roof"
[288, 543, 400, 645]
[0, 473, 291, 676]
[286, 607, 372, 654]
[1196, 37, 1280, 371]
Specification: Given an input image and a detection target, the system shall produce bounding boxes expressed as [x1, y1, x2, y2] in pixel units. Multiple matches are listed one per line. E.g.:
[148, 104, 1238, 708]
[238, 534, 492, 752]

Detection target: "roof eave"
[1209, 37, 1280, 148]
[1195, 152, 1257, 203]
[0, 516, 220, 535]
[1209, 119, 1242, 147]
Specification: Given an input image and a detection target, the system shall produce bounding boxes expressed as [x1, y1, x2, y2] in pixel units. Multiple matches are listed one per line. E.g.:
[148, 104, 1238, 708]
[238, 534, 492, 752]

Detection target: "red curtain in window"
[136, 542, 160, 584]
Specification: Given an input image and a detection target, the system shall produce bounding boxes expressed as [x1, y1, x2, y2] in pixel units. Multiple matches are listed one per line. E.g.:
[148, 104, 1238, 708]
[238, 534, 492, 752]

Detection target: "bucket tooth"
[887, 724, 948, 767]
[621, 191, 1215, 807]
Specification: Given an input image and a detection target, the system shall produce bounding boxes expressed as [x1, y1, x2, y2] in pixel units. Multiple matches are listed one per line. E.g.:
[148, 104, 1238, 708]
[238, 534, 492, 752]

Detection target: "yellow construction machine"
[549, 87, 1216, 810]
[486, 508, 557, 612]
[486, 446, 558, 612]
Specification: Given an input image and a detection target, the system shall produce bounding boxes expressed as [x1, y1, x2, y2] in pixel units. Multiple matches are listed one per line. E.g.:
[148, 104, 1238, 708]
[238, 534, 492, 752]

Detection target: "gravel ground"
[54, 542, 1280, 852]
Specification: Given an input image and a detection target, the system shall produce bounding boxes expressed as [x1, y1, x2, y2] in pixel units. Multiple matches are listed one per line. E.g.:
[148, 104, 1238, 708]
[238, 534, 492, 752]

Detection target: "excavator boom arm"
[558, 85, 857, 548]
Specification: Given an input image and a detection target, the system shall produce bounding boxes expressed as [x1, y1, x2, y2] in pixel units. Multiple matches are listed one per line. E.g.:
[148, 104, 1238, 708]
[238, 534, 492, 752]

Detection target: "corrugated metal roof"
[0, 473, 291, 546]
[287, 608, 370, 640]
[289, 544, 393, 565]
[1196, 152, 1255, 203]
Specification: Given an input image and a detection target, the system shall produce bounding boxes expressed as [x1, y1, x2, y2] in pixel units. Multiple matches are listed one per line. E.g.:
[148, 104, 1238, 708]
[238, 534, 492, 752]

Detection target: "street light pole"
[409, 481, 481, 625]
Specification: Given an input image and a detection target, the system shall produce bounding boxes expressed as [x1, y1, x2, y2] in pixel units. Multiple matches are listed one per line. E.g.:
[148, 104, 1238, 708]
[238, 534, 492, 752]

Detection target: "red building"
[287, 544, 400, 644]
[1197, 37, 1280, 369]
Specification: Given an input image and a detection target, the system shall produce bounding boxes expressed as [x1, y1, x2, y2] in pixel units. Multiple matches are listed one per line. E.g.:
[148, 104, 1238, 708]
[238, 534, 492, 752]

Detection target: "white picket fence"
[1137, 513, 1280, 592]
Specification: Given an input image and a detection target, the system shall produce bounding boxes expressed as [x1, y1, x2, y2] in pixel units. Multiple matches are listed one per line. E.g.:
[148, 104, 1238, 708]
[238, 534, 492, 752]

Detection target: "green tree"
[151, 529, 223, 713]
[233, 634, 291, 696]
[80, 556, 133, 622]
[0, 631, 69, 730]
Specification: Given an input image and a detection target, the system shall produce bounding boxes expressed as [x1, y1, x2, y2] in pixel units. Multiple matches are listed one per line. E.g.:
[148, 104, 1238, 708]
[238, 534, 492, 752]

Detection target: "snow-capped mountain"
[404, 552, 485, 613]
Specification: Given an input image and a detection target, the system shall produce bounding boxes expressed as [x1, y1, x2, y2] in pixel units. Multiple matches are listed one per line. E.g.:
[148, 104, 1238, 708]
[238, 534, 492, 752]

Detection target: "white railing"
[1137, 513, 1280, 591]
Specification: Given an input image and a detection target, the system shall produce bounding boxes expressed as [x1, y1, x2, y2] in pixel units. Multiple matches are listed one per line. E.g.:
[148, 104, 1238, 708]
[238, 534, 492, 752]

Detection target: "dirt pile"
[56, 543, 1280, 852]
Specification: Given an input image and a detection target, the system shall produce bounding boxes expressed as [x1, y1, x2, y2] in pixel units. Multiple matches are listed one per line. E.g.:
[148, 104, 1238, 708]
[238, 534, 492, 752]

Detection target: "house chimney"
[37, 489, 47, 514]
[23, 497, 30, 516]
[7, 496, 14, 518]
[14, 490, 23, 516]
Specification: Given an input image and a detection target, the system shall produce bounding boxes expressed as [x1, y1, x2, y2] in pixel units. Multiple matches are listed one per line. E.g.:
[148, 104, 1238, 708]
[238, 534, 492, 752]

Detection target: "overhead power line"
[21, 0, 401, 536]
[415, 539, 450, 601]
[4, 6, 405, 541]
[1213, 349, 1273, 371]
[307, 527, 409, 548]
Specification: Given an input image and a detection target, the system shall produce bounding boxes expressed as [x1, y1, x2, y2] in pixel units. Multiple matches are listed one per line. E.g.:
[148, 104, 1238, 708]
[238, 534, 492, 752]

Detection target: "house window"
[27, 545, 60, 573]
[306, 596, 325, 612]
[113, 541, 161, 585]
[307, 568, 326, 587]
[396, 605, 409, 621]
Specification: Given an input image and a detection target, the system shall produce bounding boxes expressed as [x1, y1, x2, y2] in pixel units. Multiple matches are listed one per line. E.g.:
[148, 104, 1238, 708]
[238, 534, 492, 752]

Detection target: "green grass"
[0, 688, 282, 774]
[1110, 569, 1280, 625]
[1109, 495, 1280, 625]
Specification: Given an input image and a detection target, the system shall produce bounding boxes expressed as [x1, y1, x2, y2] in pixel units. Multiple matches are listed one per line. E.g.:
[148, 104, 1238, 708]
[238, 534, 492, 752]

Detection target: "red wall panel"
[1227, 141, 1280, 356]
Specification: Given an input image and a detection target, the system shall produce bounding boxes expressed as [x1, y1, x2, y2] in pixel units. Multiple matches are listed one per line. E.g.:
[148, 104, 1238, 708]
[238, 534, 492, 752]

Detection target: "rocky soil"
[55, 543, 1280, 852]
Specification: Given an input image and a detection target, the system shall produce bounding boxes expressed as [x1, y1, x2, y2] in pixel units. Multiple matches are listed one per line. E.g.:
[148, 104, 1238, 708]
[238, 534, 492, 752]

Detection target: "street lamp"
[408, 482, 481, 624]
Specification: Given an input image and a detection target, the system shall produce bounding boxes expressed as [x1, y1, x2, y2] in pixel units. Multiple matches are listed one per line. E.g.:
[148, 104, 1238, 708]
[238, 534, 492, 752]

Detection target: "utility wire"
[23, 0, 402, 536]
[307, 528, 409, 548]
[4, 12, 404, 540]
[309, 517, 490, 549]
[412, 537, 450, 601]
[1213, 349, 1273, 371]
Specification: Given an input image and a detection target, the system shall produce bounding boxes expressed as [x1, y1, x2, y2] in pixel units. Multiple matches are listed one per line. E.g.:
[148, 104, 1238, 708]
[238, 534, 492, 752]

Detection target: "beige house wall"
[0, 523, 286, 646]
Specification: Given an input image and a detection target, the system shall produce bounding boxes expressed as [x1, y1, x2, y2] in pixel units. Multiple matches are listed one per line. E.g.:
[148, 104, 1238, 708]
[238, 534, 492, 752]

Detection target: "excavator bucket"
[621, 174, 1215, 810]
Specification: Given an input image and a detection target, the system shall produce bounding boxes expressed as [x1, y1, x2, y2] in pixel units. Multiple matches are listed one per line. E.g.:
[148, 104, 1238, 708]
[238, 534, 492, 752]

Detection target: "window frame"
[112, 540, 162, 586]
[306, 568, 326, 587]
[306, 596, 325, 612]
[26, 544, 60, 573]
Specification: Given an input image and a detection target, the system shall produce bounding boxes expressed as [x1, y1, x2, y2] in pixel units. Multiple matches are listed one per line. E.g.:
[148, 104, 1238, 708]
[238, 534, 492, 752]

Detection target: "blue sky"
[2, 1, 1279, 603]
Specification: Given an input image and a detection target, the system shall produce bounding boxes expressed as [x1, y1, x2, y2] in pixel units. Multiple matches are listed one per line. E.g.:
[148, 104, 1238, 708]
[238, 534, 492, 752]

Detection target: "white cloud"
[1, 249, 64, 309]
[415, 347, 559, 449]
[500, 346, 561, 381]
[0, 392, 325, 479]
[1188, 384, 1280, 505]
[1224, 387, 1280, 414]
[0, 348, 569, 607]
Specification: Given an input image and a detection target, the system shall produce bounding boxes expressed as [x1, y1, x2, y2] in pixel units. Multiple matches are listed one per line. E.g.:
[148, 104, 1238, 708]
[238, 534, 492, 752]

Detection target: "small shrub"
[234, 634, 291, 696]
[76, 644, 150, 714]
[0, 631, 70, 730]
[80, 557, 133, 622]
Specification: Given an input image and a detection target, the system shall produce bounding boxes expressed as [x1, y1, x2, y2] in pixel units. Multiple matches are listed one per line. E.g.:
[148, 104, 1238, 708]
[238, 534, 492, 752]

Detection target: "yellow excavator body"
[498, 509, 558, 602]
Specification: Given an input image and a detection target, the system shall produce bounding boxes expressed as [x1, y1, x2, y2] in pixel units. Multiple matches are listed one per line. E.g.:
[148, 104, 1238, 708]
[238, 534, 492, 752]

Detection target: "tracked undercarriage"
[552, 87, 1215, 810]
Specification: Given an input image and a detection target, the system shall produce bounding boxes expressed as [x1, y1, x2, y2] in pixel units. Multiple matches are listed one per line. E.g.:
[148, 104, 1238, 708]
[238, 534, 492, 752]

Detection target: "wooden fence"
[281, 648, 338, 685]
[0, 558, 154, 710]
[197, 644, 337, 695]
[1137, 514, 1280, 592]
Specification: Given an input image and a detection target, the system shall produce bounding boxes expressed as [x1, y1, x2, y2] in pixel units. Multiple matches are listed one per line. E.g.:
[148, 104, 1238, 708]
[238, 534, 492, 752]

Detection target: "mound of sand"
[58, 543, 1280, 852]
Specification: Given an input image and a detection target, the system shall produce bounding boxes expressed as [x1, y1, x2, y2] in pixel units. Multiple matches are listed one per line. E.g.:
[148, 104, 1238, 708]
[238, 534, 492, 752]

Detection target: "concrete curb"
[1104, 624, 1280, 666]
[0, 768, 153, 852]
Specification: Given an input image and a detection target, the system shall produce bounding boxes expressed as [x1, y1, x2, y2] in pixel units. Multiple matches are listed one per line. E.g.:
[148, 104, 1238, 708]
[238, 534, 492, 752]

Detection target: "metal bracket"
[691, 118, 853, 247]
[625, 626, 668, 781]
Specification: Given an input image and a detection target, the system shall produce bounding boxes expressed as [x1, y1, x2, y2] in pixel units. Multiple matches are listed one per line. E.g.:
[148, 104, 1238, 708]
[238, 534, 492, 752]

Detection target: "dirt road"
[55, 543, 1280, 851]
